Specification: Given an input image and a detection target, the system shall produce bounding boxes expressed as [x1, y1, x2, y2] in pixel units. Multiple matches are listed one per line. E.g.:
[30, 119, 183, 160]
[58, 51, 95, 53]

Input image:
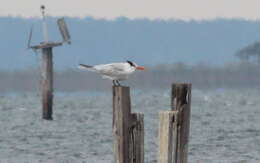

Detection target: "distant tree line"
[2, 17, 260, 69]
[235, 41, 260, 64]
[1, 62, 260, 93]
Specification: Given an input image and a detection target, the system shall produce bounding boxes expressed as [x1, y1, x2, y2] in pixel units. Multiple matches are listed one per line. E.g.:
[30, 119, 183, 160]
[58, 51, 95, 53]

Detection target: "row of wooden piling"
[112, 83, 192, 163]
[25, 9, 191, 162]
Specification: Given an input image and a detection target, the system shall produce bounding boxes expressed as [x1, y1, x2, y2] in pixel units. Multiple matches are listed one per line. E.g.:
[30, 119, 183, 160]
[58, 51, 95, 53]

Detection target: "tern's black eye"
[127, 60, 135, 67]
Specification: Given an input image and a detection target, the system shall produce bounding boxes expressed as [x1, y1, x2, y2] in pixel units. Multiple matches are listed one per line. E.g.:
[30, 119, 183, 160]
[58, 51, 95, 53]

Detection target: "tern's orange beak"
[136, 66, 145, 70]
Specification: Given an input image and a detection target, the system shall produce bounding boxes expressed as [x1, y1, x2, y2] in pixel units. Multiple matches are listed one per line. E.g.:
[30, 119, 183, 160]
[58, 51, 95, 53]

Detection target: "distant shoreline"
[1, 62, 260, 92]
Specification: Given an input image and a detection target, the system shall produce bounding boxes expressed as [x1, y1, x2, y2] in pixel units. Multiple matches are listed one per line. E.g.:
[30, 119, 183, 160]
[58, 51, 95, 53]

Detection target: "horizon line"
[1, 15, 260, 22]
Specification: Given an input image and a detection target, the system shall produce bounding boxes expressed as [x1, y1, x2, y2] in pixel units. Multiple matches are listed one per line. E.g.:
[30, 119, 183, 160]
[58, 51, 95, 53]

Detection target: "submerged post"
[171, 83, 192, 163]
[112, 86, 144, 163]
[41, 47, 53, 120]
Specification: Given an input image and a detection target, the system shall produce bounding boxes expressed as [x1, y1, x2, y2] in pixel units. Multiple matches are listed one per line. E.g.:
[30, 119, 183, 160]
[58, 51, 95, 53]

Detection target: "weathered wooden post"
[113, 86, 131, 163]
[27, 5, 71, 120]
[171, 83, 191, 163]
[41, 47, 53, 120]
[130, 113, 144, 163]
[112, 86, 144, 163]
[158, 111, 178, 163]
[158, 83, 192, 163]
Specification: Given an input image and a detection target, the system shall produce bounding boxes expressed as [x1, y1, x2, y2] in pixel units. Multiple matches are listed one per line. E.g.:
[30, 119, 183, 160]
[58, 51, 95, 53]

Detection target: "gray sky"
[1, 0, 260, 20]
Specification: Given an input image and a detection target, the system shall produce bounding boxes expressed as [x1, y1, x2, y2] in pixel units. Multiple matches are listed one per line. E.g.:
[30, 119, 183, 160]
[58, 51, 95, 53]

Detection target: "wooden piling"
[158, 111, 178, 163]
[112, 86, 144, 163]
[113, 86, 131, 163]
[41, 47, 53, 120]
[130, 113, 144, 163]
[171, 83, 192, 163]
[28, 8, 70, 120]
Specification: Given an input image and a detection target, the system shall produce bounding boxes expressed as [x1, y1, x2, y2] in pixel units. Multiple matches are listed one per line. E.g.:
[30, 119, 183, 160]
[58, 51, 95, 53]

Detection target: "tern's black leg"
[116, 80, 121, 86]
[112, 80, 116, 86]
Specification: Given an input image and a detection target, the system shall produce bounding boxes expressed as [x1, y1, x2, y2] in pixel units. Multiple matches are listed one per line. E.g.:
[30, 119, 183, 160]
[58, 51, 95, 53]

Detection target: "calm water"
[0, 89, 259, 163]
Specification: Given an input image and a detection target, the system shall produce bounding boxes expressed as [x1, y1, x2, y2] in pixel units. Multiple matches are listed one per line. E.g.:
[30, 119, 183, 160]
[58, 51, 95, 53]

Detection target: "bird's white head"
[126, 60, 145, 71]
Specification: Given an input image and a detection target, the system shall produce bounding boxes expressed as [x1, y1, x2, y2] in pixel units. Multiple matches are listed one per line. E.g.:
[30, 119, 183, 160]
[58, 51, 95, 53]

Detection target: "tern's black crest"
[79, 64, 93, 68]
[127, 60, 135, 67]
[41, 5, 45, 10]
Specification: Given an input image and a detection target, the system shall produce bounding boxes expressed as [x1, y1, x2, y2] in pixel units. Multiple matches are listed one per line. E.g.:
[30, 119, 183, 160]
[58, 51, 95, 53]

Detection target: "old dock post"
[130, 113, 144, 163]
[158, 111, 178, 163]
[112, 86, 144, 163]
[158, 83, 192, 163]
[27, 5, 71, 120]
[41, 47, 54, 120]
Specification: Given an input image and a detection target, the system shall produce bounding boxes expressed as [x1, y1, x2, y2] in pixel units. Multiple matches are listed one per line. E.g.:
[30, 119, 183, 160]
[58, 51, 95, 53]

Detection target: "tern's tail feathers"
[78, 64, 95, 71]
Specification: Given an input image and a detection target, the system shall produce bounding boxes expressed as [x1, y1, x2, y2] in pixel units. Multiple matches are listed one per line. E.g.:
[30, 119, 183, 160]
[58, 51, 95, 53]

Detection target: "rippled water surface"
[0, 89, 260, 163]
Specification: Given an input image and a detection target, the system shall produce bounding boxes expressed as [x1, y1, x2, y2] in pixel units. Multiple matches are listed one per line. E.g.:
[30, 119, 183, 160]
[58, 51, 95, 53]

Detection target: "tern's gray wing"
[109, 64, 126, 72]
[94, 63, 126, 75]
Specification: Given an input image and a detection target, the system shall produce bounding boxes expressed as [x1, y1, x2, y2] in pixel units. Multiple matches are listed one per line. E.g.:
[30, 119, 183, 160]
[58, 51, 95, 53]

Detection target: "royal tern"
[78, 61, 145, 86]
